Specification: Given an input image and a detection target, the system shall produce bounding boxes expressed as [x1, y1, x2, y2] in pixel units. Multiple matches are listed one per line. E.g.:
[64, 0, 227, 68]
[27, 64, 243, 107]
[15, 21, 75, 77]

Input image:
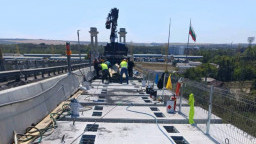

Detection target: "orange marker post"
[66, 42, 72, 73]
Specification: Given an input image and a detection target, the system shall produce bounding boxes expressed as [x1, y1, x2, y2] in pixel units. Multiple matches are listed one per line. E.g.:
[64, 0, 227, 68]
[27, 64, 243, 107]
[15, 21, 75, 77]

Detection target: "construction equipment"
[104, 8, 128, 65]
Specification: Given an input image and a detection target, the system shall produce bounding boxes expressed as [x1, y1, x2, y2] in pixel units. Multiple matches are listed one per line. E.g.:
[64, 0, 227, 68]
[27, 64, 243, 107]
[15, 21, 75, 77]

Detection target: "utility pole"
[0, 47, 5, 71]
[248, 37, 255, 48]
[130, 41, 133, 59]
[51, 45, 55, 55]
[77, 30, 81, 61]
[16, 45, 20, 55]
[165, 18, 171, 72]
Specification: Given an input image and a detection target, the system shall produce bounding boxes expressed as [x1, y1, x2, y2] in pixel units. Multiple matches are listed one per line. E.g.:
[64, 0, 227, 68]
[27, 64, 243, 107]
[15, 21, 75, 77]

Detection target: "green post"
[188, 93, 195, 124]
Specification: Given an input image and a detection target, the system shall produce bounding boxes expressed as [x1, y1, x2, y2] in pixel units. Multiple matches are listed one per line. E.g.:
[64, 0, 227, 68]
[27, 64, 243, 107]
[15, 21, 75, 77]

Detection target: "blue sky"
[0, 0, 255, 43]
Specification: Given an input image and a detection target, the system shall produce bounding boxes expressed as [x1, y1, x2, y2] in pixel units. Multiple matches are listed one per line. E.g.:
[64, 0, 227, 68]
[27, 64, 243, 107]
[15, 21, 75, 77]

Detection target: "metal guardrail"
[0, 63, 90, 82]
[1, 59, 90, 71]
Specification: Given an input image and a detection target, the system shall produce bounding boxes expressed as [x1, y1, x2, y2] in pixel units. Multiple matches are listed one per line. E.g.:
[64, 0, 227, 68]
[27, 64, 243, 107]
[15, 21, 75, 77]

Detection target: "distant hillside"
[0, 38, 91, 45]
[0, 38, 251, 48]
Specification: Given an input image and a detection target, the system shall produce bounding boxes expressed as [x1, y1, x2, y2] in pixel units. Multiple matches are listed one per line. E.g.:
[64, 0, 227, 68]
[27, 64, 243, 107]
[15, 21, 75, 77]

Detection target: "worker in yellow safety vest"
[101, 60, 111, 83]
[120, 59, 129, 84]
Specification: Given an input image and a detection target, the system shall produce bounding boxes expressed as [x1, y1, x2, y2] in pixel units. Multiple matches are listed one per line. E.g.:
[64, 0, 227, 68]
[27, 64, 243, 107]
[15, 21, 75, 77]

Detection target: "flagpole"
[163, 18, 171, 100]
[165, 18, 171, 72]
[186, 19, 191, 62]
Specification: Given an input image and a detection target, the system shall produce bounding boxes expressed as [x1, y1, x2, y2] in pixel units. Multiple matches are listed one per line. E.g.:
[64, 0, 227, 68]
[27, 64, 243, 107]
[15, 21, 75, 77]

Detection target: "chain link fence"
[210, 86, 256, 144]
[180, 79, 256, 144]
[135, 64, 256, 144]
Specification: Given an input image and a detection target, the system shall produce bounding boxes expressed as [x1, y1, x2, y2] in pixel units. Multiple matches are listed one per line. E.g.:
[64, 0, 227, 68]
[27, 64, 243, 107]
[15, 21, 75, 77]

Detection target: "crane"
[105, 8, 119, 43]
[104, 8, 128, 65]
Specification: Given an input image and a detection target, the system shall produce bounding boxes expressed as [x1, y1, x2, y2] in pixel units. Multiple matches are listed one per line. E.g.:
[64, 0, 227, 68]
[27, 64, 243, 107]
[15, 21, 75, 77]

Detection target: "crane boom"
[105, 8, 119, 43]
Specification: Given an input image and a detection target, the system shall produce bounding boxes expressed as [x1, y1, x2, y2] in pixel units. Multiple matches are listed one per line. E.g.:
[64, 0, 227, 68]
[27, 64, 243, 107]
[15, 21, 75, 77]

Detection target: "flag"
[189, 25, 196, 42]
[175, 82, 181, 96]
[166, 74, 172, 90]
[154, 73, 159, 84]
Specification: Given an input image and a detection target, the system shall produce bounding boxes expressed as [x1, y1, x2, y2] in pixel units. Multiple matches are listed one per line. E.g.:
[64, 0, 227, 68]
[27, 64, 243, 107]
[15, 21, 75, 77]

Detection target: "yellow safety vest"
[120, 61, 128, 68]
[101, 63, 108, 70]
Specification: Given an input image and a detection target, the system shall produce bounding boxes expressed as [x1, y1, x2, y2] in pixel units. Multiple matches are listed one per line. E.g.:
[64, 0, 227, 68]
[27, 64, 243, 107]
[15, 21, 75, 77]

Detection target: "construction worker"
[128, 58, 134, 77]
[188, 93, 195, 125]
[93, 58, 99, 78]
[105, 60, 111, 69]
[101, 60, 110, 83]
[120, 59, 129, 84]
[105, 60, 111, 81]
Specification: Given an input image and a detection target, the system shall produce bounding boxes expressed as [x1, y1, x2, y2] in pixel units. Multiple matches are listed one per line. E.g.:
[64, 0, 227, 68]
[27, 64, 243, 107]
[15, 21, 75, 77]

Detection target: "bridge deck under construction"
[37, 79, 223, 144]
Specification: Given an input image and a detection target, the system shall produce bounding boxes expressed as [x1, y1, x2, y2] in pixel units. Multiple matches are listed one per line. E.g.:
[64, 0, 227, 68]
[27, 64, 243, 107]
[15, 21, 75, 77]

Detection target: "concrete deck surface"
[41, 122, 216, 144]
[37, 79, 252, 144]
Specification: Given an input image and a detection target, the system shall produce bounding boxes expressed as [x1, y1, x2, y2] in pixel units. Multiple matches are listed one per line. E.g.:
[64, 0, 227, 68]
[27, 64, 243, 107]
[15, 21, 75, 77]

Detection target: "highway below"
[0, 63, 90, 91]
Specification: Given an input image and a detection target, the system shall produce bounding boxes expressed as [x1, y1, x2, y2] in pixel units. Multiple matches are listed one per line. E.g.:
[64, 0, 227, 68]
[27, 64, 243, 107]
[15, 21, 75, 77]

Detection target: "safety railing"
[180, 79, 256, 144]
[135, 64, 256, 144]
[0, 66, 94, 144]
[1, 59, 89, 71]
[0, 63, 90, 82]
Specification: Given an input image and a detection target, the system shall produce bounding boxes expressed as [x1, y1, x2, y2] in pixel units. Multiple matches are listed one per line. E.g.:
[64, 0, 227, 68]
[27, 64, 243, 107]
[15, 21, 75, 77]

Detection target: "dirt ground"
[134, 62, 176, 72]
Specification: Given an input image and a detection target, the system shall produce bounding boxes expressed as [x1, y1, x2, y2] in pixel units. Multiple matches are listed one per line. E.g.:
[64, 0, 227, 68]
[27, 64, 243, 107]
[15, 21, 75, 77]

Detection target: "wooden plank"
[20, 90, 83, 144]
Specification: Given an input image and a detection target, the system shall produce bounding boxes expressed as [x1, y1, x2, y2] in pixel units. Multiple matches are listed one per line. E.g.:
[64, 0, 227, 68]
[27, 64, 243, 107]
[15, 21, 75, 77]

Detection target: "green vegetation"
[184, 46, 256, 83]
[184, 63, 218, 81]
[183, 46, 256, 131]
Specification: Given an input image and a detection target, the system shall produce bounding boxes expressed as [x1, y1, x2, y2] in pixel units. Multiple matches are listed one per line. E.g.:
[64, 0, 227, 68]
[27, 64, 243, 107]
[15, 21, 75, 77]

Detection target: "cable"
[11, 75, 71, 143]
[126, 104, 175, 144]
[17, 102, 72, 143]
[78, 68, 86, 77]
[70, 105, 118, 144]
[15, 66, 91, 143]
[70, 79, 120, 144]
[16, 126, 42, 143]
[80, 107, 93, 115]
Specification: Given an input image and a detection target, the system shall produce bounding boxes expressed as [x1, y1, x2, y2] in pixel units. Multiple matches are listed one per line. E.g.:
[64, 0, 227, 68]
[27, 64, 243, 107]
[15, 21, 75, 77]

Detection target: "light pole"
[248, 37, 255, 48]
[205, 73, 215, 84]
[77, 30, 81, 61]
[0, 48, 5, 71]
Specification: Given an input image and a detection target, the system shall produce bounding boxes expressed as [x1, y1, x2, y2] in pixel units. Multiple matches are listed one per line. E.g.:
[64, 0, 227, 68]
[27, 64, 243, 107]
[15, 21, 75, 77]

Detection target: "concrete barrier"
[0, 66, 94, 144]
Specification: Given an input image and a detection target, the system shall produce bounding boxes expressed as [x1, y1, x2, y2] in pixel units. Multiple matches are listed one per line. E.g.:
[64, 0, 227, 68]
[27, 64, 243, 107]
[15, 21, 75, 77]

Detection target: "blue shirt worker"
[105, 61, 111, 69]
[120, 59, 129, 84]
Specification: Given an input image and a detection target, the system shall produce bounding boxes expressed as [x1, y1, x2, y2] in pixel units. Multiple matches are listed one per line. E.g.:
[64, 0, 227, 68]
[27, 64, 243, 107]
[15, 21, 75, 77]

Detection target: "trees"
[184, 46, 256, 82]
[216, 56, 235, 82]
[243, 46, 256, 61]
[184, 63, 218, 81]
